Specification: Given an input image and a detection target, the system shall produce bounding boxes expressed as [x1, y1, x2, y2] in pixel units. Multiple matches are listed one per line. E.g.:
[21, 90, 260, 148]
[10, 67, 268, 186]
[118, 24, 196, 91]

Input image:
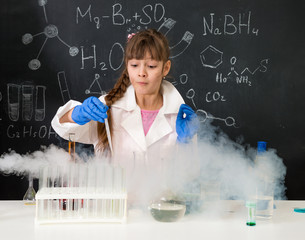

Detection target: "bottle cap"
[257, 141, 267, 153]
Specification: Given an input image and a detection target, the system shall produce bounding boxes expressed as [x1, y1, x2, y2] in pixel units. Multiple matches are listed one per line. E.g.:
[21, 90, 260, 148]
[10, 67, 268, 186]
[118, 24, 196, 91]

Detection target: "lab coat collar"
[112, 80, 184, 113]
[113, 81, 184, 151]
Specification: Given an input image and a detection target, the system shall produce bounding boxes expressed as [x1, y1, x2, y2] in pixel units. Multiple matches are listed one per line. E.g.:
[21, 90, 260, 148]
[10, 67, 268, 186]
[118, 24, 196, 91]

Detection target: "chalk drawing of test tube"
[7, 84, 21, 121]
[22, 85, 34, 121]
[158, 18, 194, 58]
[35, 85, 46, 121]
[57, 71, 71, 104]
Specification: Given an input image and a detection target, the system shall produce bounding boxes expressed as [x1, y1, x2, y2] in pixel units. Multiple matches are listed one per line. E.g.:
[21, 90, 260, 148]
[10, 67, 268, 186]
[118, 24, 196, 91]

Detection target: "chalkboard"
[1, 0, 305, 199]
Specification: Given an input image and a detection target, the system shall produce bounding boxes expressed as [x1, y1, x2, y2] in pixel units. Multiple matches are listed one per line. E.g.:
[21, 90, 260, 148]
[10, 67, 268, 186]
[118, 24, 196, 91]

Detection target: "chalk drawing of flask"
[7, 84, 21, 121]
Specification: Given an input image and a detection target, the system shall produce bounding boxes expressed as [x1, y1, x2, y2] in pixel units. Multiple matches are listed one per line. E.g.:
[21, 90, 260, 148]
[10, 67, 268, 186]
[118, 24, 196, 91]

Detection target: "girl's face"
[127, 52, 171, 97]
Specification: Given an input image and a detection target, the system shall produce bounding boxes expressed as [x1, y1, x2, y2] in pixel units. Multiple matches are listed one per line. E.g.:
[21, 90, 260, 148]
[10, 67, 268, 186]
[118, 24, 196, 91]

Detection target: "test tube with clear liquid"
[60, 133, 76, 212]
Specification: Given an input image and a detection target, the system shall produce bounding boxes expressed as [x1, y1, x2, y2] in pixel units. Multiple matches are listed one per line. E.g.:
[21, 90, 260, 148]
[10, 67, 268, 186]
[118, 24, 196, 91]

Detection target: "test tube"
[65, 134, 76, 213]
[78, 164, 87, 191]
[119, 199, 123, 218]
[48, 166, 57, 188]
[106, 165, 113, 194]
[48, 166, 57, 219]
[113, 167, 122, 193]
[68, 163, 76, 213]
[87, 163, 96, 193]
[69, 133, 76, 162]
[106, 199, 111, 218]
[60, 165, 69, 211]
[121, 168, 126, 193]
[115, 199, 120, 218]
[95, 163, 105, 194]
[78, 164, 86, 216]
[39, 166, 48, 191]
[53, 167, 60, 220]
[102, 198, 106, 219]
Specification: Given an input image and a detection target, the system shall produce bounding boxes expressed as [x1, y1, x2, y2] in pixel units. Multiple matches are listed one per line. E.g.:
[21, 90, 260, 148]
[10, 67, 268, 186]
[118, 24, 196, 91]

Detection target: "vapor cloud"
[0, 120, 287, 209]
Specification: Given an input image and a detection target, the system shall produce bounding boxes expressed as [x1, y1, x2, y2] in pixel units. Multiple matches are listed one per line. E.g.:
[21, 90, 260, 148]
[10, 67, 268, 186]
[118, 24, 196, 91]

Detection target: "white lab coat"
[52, 81, 199, 200]
[51, 81, 188, 166]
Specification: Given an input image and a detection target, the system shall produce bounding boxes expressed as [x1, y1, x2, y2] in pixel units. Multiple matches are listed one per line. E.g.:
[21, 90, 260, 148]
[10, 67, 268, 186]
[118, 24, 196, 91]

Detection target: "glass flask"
[23, 175, 36, 205]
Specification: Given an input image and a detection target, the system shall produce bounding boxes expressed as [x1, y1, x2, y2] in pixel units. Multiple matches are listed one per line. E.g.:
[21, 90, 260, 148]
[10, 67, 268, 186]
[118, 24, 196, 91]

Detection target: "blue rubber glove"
[176, 104, 199, 143]
[71, 96, 108, 125]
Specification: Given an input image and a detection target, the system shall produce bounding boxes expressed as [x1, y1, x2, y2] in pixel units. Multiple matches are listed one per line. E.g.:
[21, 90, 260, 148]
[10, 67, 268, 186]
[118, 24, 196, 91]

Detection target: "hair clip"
[127, 33, 136, 42]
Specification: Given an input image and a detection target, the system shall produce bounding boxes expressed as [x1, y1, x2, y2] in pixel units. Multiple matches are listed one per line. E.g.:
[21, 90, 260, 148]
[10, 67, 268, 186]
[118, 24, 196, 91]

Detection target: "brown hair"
[97, 29, 170, 152]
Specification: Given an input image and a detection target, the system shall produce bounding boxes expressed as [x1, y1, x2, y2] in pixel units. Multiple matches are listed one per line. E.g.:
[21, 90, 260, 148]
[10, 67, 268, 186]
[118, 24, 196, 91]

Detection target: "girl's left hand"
[176, 104, 199, 143]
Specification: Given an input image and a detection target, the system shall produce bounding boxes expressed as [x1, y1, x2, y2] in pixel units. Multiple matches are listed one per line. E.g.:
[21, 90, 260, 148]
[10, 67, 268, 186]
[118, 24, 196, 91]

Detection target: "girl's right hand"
[71, 96, 109, 125]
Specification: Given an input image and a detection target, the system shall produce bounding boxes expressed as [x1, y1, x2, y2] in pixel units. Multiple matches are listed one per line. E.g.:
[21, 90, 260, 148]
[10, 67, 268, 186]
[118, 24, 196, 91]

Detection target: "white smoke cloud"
[0, 121, 287, 212]
[0, 145, 71, 178]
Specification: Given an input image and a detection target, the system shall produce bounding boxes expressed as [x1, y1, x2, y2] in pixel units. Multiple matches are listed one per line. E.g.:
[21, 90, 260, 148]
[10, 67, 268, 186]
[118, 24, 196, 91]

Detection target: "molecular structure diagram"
[185, 88, 237, 128]
[22, 0, 79, 70]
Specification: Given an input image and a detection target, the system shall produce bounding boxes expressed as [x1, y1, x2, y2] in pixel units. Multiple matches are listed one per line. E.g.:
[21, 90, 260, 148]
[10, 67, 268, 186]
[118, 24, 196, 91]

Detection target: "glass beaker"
[256, 181, 274, 219]
[149, 198, 186, 222]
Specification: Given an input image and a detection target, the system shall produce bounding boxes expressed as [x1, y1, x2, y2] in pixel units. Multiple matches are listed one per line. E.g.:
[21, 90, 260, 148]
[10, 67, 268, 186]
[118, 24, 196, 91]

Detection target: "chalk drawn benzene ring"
[44, 25, 58, 38]
[200, 45, 223, 68]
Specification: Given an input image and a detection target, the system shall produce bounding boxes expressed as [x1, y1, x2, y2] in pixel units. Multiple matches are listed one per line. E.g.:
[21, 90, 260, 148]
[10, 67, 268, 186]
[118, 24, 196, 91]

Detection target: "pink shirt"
[141, 109, 159, 136]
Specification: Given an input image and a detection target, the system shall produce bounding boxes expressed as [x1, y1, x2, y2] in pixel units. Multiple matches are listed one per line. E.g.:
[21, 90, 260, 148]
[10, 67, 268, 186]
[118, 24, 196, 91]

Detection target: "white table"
[0, 200, 304, 240]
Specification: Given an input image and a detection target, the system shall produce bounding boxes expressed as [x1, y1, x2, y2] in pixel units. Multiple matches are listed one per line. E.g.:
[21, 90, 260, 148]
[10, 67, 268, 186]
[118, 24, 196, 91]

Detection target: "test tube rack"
[35, 163, 127, 224]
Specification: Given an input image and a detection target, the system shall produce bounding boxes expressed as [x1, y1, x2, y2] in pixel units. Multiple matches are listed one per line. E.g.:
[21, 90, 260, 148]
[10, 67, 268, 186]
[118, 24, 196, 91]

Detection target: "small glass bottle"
[255, 141, 274, 219]
[246, 201, 256, 226]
